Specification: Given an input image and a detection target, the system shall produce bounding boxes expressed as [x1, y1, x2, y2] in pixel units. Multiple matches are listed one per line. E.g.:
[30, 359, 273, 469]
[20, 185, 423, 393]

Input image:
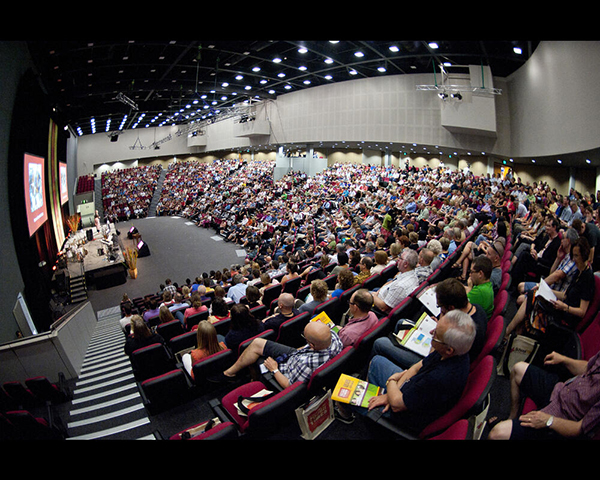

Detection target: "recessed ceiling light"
[324, 58, 334, 64]
[354, 51, 364, 57]
[389, 45, 399, 52]
[298, 47, 307, 54]
[273, 57, 282, 63]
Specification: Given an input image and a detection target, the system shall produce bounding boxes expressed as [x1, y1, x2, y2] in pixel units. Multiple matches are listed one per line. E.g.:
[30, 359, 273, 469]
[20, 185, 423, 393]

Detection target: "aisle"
[65, 307, 158, 440]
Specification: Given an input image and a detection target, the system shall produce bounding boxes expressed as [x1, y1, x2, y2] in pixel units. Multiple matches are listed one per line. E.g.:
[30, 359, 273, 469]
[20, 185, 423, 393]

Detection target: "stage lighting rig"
[116, 92, 139, 110]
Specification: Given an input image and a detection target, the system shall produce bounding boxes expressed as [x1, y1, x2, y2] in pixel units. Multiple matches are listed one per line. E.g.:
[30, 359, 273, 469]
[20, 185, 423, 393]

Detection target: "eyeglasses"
[430, 328, 447, 345]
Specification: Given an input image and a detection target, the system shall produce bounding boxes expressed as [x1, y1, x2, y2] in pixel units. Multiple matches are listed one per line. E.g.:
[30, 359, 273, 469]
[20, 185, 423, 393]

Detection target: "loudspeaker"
[86, 229, 94, 241]
[137, 240, 151, 257]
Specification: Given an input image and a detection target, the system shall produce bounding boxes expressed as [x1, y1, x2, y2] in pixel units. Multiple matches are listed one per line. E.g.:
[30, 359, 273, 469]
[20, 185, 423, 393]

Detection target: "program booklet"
[311, 310, 340, 333]
[331, 374, 382, 409]
[393, 311, 437, 357]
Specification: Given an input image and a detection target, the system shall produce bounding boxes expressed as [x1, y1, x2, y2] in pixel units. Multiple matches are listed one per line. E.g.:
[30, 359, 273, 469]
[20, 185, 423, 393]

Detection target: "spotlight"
[451, 93, 462, 100]
[438, 92, 448, 100]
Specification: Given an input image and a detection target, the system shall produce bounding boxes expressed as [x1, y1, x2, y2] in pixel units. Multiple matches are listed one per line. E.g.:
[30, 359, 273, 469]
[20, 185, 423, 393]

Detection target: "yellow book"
[331, 373, 382, 409]
[311, 310, 340, 333]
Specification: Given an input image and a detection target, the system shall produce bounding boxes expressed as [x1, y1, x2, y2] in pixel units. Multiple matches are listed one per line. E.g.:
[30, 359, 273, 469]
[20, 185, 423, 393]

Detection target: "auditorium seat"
[191, 348, 236, 388]
[139, 368, 193, 415]
[470, 315, 505, 371]
[575, 274, 600, 333]
[24, 374, 71, 406]
[428, 418, 472, 440]
[361, 273, 384, 291]
[349, 316, 391, 371]
[295, 284, 311, 302]
[156, 319, 185, 344]
[282, 276, 302, 297]
[2, 381, 38, 409]
[130, 342, 178, 382]
[305, 268, 324, 284]
[312, 297, 340, 323]
[209, 380, 308, 437]
[367, 355, 496, 440]
[237, 329, 276, 357]
[168, 331, 197, 356]
[336, 284, 361, 320]
[274, 311, 311, 348]
[261, 283, 283, 309]
[185, 310, 210, 331]
[492, 289, 508, 319]
[304, 346, 356, 397]
[249, 304, 268, 321]
[322, 273, 338, 290]
[0, 410, 65, 440]
[169, 420, 238, 440]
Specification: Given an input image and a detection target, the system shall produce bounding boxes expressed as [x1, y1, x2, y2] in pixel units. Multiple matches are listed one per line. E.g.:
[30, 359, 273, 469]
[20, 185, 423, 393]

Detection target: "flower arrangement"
[124, 247, 138, 278]
[66, 213, 81, 233]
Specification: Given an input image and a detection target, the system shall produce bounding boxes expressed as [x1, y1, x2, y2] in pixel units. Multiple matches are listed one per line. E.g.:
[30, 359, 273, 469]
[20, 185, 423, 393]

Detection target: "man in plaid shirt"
[164, 278, 177, 296]
[221, 321, 343, 389]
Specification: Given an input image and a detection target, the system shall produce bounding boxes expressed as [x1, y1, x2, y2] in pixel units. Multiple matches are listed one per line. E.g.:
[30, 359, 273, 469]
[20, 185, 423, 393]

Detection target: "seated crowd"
[118, 159, 600, 440]
[101, 164, 162, 222]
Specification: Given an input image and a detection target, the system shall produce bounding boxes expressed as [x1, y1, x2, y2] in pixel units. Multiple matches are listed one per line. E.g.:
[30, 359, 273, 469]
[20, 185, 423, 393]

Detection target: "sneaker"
[334, 404, 355, 424]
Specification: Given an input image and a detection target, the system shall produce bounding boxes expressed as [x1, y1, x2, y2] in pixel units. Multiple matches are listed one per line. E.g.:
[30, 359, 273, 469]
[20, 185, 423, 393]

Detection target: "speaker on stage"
[137, 239, 150, 257]
[86, 229, 94, 241]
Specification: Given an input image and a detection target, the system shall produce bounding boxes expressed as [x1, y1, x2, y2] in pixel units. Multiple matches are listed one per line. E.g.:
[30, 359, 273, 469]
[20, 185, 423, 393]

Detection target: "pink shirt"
[338, 311, 379, 347]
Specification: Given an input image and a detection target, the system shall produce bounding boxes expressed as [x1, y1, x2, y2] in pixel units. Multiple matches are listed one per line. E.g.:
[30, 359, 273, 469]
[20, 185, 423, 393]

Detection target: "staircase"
[65, 307, 158, 440]
[68, 273, 88, 305]
[148, 167, 166, 216]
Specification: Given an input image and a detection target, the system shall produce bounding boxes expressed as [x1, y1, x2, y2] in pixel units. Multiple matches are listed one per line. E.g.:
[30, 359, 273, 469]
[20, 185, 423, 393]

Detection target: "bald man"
[222, 321, 343, 388]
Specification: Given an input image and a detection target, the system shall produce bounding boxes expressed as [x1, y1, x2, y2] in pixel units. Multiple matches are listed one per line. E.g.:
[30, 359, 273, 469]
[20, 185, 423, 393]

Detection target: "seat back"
[261, 283, 283, 309]
[212, 317, 232, 337]
[237, 329, 275, 356]
[428, 418, 471, 440]
[282, 276, 302, 297]
[337, 284, 361, 320]
[169, 421, 238, 440]
[275, 311, 311, 347]
[578, 311, 600, 361]
[322, 273, 338, 290]
[351, 316, 391, 366]
[312, 297, 340, 323]
[306, 346, 355, 395]
[305, 268, 323, 284]
[24, 376, 68, 404]
[130, 343, 175, 381]
[470, 315, 505, 371]
[492, 289, 508, 319]
[191, 349, 236, 386]
[140, 368, 192, 414]
[2, 382, 37, 408]
[361, 273, 383, 290]
[295, 284, 311, 302]
[2, 410, 64, 440]
[169, 331, 197, 355]
[185, 310, 209, 331]
[220, 380, 308, 435]
[156, 320, 185, 344]
[249, 304, 268, 321]
[420, 355, 496, 439]
[576, 274, 600, 333]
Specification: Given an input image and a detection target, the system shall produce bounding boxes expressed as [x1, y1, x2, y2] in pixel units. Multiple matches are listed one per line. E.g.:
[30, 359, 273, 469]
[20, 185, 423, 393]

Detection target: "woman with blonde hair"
[182, 320, 226, 379]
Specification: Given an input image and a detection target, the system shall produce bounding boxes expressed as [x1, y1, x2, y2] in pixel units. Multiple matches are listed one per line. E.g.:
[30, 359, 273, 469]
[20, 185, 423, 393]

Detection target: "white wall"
[507, 41, 600, 157]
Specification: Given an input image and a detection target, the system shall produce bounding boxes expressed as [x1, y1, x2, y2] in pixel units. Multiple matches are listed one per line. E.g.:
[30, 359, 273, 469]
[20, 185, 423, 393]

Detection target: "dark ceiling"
[26, 39, 539, 138]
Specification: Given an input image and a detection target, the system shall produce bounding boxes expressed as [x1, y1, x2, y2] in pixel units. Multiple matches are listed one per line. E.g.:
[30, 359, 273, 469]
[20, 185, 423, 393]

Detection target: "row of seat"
[0, 375, 71, 440]
[159, 222, 497, 438]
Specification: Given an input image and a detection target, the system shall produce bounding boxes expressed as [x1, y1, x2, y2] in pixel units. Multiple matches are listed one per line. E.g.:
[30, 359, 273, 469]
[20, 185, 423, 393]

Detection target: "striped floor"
[65, 306, 158, 440]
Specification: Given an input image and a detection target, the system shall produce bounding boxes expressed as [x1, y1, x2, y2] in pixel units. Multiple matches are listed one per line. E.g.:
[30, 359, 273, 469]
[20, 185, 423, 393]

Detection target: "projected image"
[23, 153, 48, 236]
[59, 162, 68, 205]
[29, 162, 44, 212]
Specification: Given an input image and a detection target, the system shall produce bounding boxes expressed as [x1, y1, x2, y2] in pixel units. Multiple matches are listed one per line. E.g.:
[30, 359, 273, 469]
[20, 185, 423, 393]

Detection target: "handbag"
[235, 389, 277, 416]
[498, 332, 540, 377]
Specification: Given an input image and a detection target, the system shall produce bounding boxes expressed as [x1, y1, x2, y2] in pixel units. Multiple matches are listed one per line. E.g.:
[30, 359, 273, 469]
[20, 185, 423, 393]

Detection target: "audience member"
[298, 279, 329, 314]
[336, 310, 475, 433]
[488, 350, 600, 440]
[338, 289, 379, 347]
[124, 315, 166, 356]
[182, 320, 227, 380]
[221, 321, 343, 389]
[262, 293, 300, 331]
[372, 249, 419, 314]
[465, 255, 495, 319]
[224, 304, 265, 355]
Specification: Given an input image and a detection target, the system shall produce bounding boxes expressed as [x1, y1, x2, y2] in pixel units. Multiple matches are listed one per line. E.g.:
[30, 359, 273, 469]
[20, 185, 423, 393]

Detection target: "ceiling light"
[389, 45, 399, 53]
[354, 51, 364, 58]
[429, 42, 439, 49]
[303, 80, 311, 85]
[324, 75, 333, 80]
[324, 58, 334, 64]
[378, 66, 387, 73]
[298, 47, 307, 54]
[273, 57, 282, 63]
[278, 72, 286, 78]
[236, 75, 244, 80]
[349, 69, 357, 75]
[513, 47, 522, 54]
[252, 66, 261, 72]
[298, 66, 307, 71]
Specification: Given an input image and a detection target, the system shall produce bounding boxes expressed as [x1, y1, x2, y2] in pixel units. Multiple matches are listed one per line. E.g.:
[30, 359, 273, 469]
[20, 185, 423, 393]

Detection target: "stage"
[62, 223, 128, 290]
